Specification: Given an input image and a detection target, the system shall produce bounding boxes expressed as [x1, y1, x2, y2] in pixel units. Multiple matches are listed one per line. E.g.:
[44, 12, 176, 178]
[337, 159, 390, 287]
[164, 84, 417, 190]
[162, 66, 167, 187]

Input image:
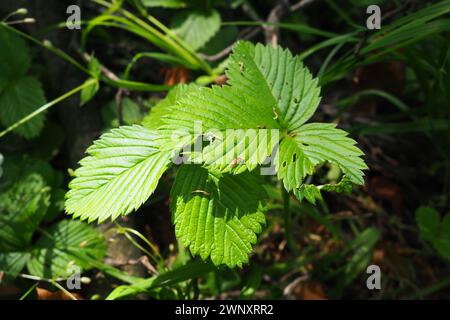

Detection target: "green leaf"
[417, 206, 450, 261]
[227, 41, 322, 131]
[0, 26, 31, 92]
[172, 10, 221, 50]
[0, 77, 47, 139]
[276, 135, 314, 191]
[293, 177, 353, 205]
[163, 83, 279, 132]
[240, 263, 262, 299]
[142, 84, 199, 130]
[171, 165, 266, 268]
[0, 252, 30, 281]
[278, 123, 367, 191]
[337, 228, 379, 294]
[162, 41, 366, 192]
[0, 173, 49, 281]
[194, 128, 279, 175]
[80, 58, 102, 106]
[65, 125, 173, 222]
[106, 260, 214, 300]
[27, 220, 107, 278]
[293, 184, 323, 205]
[102, 98, 144, 128]
[80, 79, 99, 107]
[0, 173, 50, 252]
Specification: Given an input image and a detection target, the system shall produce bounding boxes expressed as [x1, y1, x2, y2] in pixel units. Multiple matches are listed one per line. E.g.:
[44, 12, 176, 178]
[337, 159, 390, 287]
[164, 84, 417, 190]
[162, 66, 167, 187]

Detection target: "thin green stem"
[19, 283, 38, 300]
[18, 273, 77, 300]
[0, 79, 96, 139]
[282, 186, 298, 256]
[0, 23, 92, 77]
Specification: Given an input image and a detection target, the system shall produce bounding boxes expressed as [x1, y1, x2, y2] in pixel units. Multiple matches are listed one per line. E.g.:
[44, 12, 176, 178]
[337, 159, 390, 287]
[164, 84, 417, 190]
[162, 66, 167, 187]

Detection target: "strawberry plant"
[65, 41, 367, 268]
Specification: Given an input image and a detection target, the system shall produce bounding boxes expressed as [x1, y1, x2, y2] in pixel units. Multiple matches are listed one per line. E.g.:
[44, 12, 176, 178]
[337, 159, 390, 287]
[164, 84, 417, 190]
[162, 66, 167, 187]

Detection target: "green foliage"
[0, 174, 50, 252]
[171, 9, 221, 50]
[80, 57, 102, 107]
[66, 42, 367, 267]
[142, 83, 199, 130]
[0, 27, 47, 139]
[2, 0, 449, 301]
[0, 77, 46, 139]
[0, 26, 30, 91]
[27, 220, 107, 278]
[417, 206, 450, 261]
[171, 165, 266, 267]
[0, 172, 106, 281]
[102, 98, 144, 129]
[163, 42, 367, 197]
[65, 125, 174, 222]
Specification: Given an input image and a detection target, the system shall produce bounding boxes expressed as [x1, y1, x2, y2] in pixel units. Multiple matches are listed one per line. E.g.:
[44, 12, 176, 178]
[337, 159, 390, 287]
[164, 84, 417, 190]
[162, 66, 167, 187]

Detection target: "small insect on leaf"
[191, 190, 210, 196]
[230, 157, 244, 168]
[272, 107, 279, 120]
[239, 61, 245, 74]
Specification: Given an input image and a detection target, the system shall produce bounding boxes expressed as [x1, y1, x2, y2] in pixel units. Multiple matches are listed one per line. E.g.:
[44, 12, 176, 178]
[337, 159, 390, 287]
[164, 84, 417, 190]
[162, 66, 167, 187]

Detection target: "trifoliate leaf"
[171, 165, 266, 268]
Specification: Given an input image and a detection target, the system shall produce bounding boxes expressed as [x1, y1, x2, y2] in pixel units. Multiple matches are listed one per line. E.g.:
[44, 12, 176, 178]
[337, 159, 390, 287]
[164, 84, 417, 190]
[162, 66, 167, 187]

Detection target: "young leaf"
[171, 165, 266, 268]
[80, 57, 102, 107]
[65, 125, 173, 222]
[80, 79, 100, 107]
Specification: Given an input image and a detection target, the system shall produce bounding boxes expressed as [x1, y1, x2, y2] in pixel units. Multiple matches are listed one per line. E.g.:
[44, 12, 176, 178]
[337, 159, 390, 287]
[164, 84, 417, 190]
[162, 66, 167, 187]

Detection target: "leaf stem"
[282, 186, 298, 256]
